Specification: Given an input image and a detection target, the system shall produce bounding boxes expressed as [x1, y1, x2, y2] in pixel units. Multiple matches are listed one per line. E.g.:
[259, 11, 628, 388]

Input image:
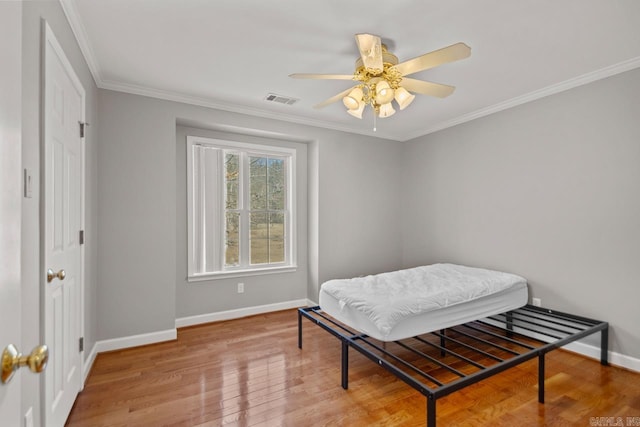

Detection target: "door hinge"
[79, 121, 90, 138]
[79, 230, 85, 245]
[79, 337, 84, 352]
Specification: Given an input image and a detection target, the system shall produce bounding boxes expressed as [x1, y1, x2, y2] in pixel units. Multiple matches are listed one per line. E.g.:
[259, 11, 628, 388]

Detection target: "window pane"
[250, 212, 268, 265]
[225, 153, 239, 209]
[268, 158, 285, 210]
[269, 213, 285, 263]
[188, 136, 295, 277]
[250, 156, 267, 210]
[224, 212, 239, 266]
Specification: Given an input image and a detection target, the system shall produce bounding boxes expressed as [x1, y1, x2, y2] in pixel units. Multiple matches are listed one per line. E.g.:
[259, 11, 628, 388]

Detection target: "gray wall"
[20, 1, 100, 426]
[97, 90, 403, 339]
[402, 68, 640, 358]
[317, 135, 404, 288]
[97, 92, 177, 338]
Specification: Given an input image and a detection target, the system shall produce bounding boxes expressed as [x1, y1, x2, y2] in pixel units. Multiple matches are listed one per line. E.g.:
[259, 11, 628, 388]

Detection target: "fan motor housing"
[355, 44, 398, 74]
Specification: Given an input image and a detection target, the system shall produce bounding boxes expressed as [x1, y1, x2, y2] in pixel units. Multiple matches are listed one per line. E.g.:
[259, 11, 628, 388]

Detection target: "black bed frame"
[298, 304, 608, 427]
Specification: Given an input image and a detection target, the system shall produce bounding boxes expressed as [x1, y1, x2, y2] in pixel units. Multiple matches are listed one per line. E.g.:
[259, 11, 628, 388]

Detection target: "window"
[187, 136, 296, 280]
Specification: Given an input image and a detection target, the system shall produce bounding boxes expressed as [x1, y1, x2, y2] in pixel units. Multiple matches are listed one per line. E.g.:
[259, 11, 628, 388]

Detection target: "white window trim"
[187, 136, 297, 281]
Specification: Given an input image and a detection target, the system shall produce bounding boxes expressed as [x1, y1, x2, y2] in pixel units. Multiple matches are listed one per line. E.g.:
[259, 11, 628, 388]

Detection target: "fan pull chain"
[373, 110, 377, 132]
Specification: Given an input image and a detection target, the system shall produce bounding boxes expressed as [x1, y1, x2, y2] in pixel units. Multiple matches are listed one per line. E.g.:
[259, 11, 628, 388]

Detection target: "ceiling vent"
[264, 93, 299, 105]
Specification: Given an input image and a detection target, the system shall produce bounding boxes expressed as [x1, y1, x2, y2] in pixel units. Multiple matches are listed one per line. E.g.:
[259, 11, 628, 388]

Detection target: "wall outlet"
[237, 282, 244, 293]
[532, 297, 542, 307]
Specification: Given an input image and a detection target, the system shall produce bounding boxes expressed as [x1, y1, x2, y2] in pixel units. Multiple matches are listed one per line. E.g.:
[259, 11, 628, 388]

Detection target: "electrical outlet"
[237, 282, 244, 293]
[532, 297, 542, 307]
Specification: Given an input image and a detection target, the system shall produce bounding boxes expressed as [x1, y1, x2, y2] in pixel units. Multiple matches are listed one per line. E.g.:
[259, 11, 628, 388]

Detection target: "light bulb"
[375, 80, 395, 104]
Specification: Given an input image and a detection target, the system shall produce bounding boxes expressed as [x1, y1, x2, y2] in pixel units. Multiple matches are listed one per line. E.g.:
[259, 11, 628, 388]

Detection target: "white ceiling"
[61, 0, 640, 141]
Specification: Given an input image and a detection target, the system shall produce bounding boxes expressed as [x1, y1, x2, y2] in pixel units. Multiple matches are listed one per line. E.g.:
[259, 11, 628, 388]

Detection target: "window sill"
[188, 265, 298, 282]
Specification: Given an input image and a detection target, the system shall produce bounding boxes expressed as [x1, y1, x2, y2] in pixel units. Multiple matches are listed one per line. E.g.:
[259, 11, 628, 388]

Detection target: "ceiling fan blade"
[289, 73, 354, 80]
[401, 78, 455, 98]
[313, 86, 357, 109]
[394, 42, 471, 76]
[355, 33, 383, 72]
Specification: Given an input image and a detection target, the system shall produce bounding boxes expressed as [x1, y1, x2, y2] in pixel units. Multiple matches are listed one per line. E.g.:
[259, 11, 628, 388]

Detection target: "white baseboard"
[175, 298, 312, 328]
[483, 318, 640, 373]
[80, 329, 176, 387]
[562, 340, 640, 373]
[83, 299, 315, 376]
[82, 343, 98, 387]
[94, 328, 177, 354]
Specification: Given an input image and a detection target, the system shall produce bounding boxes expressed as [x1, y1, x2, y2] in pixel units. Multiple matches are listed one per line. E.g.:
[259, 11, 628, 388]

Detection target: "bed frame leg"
[427, 396, 436, 427]
[440, 329, 446, 357]
[341, 340, 349, 389]
[601, 326, 609, 366]
[506, 311, 514, 338]
[298, 309, 303, 349]
[538, 352, 545, 404]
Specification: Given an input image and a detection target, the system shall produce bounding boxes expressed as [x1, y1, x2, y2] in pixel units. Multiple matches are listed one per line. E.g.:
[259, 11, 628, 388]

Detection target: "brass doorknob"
[47, 268, 66, 283]
[1, 344, 49, 384]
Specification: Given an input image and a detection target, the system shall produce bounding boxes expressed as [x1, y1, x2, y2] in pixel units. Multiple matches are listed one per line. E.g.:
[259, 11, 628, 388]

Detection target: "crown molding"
[59, 0, 102, 86]
[405, 55, 640, 141]
[60, 0, 640, 143]
[98, 78, 401, 141]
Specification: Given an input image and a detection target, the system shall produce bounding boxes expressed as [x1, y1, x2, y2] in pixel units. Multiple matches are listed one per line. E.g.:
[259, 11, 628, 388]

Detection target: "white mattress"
[319, 263, 528, 342]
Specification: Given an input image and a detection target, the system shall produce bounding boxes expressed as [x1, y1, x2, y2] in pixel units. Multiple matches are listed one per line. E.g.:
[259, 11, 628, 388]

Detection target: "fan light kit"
[290, 34, 471, 129]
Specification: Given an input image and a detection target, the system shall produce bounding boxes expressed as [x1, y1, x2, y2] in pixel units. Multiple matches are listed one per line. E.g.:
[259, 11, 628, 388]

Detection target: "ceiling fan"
[290, 34, 471, 121]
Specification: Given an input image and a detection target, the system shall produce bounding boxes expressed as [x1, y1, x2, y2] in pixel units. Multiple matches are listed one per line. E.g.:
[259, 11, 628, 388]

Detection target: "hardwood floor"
[66, 309, 640, 426]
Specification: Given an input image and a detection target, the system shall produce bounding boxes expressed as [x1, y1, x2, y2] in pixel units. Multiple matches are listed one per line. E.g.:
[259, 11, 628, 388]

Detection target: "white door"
[43, 22, 85, 427]
[0, 3, 24, 425]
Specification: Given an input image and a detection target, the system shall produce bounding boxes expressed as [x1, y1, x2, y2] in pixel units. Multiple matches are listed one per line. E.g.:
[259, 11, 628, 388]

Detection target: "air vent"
[264, 93, 299, 105]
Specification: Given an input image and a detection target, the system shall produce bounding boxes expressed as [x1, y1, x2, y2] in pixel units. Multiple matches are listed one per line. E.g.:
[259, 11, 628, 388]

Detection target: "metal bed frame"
[298, 304, 608, 427]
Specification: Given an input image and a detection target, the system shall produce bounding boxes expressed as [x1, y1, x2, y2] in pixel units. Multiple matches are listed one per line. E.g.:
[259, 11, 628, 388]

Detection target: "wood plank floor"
[66, 309, 640, 426]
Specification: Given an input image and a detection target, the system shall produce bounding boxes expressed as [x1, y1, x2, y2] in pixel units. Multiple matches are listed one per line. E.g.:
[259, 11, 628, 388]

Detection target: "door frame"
[0, 1, 24, 426]
[41, 20, 86, 423]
